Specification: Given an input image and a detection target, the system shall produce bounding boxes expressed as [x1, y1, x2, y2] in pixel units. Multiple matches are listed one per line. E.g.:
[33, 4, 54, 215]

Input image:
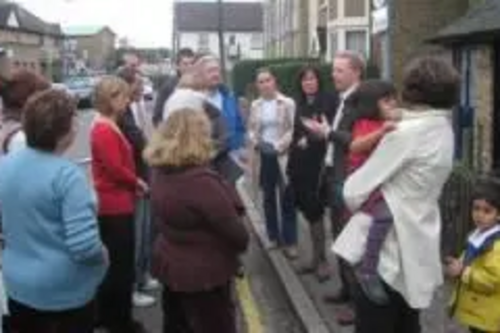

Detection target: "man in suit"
[304, 50, 365, 326]
[152, 48, 195, 127]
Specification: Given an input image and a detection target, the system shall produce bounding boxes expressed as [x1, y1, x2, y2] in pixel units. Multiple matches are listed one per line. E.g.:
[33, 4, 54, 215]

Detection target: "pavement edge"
[236, 178, 330, 333]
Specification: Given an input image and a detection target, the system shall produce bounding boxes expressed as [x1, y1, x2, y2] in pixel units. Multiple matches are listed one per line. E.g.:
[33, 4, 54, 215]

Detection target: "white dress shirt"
[332, 109, 454, 309]
[325, 85, 357, 166]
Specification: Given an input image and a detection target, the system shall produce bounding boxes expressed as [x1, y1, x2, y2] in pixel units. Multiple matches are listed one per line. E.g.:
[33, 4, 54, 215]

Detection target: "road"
[65, 110, 302, 333]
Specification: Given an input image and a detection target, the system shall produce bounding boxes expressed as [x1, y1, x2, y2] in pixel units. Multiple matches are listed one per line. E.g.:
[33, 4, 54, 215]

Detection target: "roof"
[175, 1, 263, 32]
[0, 2, 61, 36]
[63, 25, 114, 37]
[431, 0, 500, 43]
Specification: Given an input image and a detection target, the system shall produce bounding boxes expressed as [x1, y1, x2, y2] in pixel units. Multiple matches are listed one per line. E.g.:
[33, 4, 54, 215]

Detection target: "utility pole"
[217, 0, 227, 82]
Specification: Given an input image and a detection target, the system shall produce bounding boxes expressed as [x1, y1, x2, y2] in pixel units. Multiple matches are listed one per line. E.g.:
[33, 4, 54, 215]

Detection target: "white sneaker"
[133, 292, 156, 308]
[141, 277, 161, 291]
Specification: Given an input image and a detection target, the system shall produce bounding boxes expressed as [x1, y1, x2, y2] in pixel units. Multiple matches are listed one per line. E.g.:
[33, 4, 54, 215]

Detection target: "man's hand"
[302, 115, 330, 140]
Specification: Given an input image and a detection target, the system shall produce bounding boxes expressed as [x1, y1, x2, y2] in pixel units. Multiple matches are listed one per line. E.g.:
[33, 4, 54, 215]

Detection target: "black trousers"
[96, 214, 135, 333]
[7, 298, 94, 333]
[162, 283, 237, 333]
[354, 282, 421, 333]
[327, 167, 356, 301]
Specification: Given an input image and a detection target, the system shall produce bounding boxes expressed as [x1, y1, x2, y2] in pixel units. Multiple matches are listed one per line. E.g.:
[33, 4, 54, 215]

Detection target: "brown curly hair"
[0, 69, 50, 119]
[23, 89, 77, 152]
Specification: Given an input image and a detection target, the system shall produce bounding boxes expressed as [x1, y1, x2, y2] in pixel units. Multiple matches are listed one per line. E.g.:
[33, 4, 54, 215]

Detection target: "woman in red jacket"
[91, 76, 148, 333]
[144, 108, 249, 333]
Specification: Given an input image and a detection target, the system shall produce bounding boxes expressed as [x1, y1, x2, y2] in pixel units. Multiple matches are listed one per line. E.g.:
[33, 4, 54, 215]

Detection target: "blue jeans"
[259, 153, 297, 246]
[134, 197, 153, 287]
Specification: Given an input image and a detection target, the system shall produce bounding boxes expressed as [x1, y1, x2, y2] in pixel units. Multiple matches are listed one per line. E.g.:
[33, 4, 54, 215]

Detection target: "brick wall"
[391, 0, 469, 87]
[472, 46, 494, 171]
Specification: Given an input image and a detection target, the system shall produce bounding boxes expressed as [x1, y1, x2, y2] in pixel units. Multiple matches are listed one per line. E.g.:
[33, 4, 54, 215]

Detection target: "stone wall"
[391, 0, 469, 87]
[472, 46, 494, 171]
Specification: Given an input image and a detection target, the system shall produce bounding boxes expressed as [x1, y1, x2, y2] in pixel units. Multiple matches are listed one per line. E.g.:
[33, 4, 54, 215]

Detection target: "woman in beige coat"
[248, 68, 297, 258]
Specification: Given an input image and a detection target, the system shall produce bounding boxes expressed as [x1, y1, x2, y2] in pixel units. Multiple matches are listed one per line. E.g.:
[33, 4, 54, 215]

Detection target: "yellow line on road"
[236, 276, 264, 333]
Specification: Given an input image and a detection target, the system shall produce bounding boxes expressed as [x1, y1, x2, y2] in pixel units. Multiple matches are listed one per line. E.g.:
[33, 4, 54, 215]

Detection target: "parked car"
[64, 77, 94, 109]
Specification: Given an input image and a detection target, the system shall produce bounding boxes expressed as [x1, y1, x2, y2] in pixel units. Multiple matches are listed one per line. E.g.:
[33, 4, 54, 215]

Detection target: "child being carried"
[342, 80, 400, 305]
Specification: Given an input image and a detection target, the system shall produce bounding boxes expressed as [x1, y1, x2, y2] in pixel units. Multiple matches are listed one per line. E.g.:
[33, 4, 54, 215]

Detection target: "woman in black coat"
[287, 65, 337, 282]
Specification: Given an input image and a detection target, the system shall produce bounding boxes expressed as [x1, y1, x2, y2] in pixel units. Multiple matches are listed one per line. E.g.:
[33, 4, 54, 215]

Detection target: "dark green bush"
[267, 60, 380, 98]
[231, 58, 317, 97]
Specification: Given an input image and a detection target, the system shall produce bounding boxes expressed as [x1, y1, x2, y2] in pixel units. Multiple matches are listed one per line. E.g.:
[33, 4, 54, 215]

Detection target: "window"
[198, 33, 209, 52]
[228, 35, 236, 45]
[251, 33, 263, 50]
[345, 30, 367, 56]
[344, 0, 366, 18]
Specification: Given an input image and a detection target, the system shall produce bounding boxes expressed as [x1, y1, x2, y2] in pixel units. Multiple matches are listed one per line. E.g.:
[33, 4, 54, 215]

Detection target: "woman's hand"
[137, 178, 150, 196]
[297, 137, 308, 149]
[302, 115, 330, 140]
[382, 121, 397, 133]
[445, 257, 464, 278]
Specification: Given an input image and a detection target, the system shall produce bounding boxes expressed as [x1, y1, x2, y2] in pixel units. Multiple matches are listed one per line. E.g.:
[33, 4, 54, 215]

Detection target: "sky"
[16, 0, 261, 48]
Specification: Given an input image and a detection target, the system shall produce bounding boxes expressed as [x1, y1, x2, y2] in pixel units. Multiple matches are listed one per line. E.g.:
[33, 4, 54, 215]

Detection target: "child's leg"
[360, 199, 393, 276]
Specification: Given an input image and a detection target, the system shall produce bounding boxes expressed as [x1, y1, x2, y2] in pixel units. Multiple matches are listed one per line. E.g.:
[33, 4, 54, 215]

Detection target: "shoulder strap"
[2, 125, 22, 154]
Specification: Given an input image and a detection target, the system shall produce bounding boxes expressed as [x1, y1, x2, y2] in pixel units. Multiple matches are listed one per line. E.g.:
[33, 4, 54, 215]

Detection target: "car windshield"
[65, 78, 92, 89]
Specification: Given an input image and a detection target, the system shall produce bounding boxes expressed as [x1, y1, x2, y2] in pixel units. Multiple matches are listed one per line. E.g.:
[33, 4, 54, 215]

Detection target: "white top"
[325, 85, 357, 166]
[162, 88, 206, 122]
[7, 131, 26, 152]
[468, 225, 500, 248]
[332, 109, 454, 309]
[258, 99, 280, 144]
[207, 90, 223, 111]
[131, 100, 154, 140]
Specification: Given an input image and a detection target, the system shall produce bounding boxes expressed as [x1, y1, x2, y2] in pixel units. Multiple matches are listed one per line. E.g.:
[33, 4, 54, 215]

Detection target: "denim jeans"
[134, 197, 153, 287]
[259, 153, 297, 246]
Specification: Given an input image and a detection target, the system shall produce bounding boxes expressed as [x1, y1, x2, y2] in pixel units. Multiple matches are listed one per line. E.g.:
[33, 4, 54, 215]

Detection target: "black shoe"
[323, 290, 350, 304]
[356, 272, 389, 305]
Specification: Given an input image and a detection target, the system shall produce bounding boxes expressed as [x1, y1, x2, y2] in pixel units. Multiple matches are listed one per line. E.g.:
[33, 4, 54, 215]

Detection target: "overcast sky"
[16, 0, 261, 48]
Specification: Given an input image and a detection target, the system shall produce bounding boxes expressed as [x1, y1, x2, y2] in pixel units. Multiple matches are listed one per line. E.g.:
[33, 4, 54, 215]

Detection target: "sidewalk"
[237, 177, 467, 333]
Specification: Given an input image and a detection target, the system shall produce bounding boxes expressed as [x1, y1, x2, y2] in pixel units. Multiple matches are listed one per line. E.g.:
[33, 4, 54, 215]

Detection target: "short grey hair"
[334, 50, 366, 76]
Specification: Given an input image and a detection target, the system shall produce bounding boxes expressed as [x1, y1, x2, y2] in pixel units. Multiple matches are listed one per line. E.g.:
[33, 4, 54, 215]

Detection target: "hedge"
[231, 58, 317, 97]
[266, 60, 380, 99]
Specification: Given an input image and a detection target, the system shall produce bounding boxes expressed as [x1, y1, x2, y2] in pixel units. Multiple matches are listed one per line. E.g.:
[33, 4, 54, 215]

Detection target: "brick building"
[373, 0, 469, 84]
[0, 2, 62, 78]
[63, 26, 116, 72]
[265, 0, 370, 59]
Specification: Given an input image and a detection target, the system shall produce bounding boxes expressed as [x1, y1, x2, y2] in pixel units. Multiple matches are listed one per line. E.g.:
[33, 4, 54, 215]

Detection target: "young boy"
[447, 178, 500, 333]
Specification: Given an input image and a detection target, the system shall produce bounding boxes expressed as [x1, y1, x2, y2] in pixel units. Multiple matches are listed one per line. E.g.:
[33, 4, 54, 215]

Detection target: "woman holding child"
[306, 55, 460, 332]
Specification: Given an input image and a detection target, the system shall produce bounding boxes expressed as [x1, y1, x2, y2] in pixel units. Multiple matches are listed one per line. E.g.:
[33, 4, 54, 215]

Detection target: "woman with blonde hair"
[91, 76, 148, 333]
[145, 109, 248, 333]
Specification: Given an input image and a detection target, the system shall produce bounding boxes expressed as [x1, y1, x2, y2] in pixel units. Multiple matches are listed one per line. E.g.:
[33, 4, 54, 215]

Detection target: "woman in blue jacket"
[0, 89, 108, 333]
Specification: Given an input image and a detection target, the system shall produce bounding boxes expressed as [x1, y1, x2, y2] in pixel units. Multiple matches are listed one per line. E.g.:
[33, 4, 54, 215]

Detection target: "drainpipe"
[385, 0, 394, 80]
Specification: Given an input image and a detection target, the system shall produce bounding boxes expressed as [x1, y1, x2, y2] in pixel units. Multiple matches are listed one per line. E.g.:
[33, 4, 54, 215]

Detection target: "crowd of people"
[0, 45, 498, 333]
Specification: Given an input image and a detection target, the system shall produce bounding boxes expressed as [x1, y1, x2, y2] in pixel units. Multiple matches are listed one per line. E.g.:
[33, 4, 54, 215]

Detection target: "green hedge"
[233, 58, 380, 99]
[268, 60, 380, 99]
[231, 58, 317, 97]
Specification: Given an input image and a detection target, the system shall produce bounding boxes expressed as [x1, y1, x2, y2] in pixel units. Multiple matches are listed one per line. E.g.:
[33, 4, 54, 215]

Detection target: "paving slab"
[237, 177, 468, 333]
